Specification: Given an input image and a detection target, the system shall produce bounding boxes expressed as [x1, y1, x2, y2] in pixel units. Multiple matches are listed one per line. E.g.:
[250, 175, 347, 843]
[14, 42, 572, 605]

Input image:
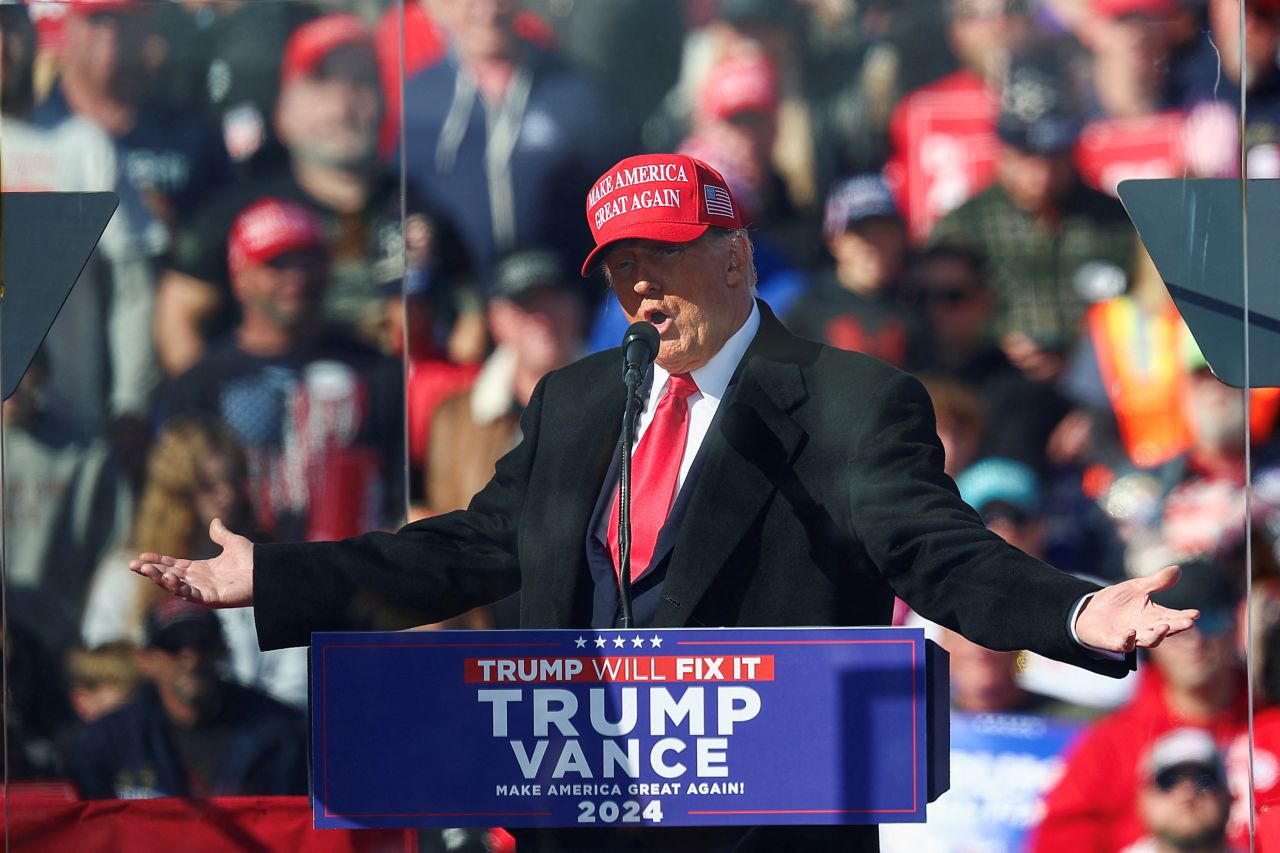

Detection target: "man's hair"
[705, 227, 758, 293]
[66, 643, 140, 690]
[598, 227, 759, 294]
[904, 242, 989, 288]
[918, 374, 987, 437]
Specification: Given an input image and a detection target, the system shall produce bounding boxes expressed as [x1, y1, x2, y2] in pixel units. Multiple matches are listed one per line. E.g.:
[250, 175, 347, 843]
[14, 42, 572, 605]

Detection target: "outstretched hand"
[1075, 565, 1199, 653]
[129, 518, 255, 608]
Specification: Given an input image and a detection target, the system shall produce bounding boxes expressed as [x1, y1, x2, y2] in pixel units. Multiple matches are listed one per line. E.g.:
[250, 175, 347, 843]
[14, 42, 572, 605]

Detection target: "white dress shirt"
[593, 303, 760, 543]
[635, 303, 761, 492]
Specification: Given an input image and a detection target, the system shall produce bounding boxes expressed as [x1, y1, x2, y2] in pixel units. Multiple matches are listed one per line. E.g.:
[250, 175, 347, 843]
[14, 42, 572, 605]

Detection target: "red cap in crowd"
[281, 13, 375, 87]
[699, 52, 779, 121]
[144, 596, 223, 649]
[1091, 0, 1176, 17]
[67, 0, 145, 16]
[227, 198, 326, 276]
[581, 153, 743, 276]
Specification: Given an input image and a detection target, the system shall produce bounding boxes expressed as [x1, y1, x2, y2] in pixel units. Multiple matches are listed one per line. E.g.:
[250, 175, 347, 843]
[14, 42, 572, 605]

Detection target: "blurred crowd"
[3, 0, 1280, 849]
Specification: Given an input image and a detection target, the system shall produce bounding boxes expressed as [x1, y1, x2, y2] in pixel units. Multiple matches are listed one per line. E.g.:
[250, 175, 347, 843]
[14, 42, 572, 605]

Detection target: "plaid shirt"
[931, 179, 1136, 350]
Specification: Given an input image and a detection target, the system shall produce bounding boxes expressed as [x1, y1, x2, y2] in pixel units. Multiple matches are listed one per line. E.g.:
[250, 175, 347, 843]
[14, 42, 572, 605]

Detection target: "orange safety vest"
[1088, 298, 1280, 468]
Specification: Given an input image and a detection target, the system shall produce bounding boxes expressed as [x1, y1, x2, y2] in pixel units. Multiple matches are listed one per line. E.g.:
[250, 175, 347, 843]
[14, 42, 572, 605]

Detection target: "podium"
[309, 626, 949, 829]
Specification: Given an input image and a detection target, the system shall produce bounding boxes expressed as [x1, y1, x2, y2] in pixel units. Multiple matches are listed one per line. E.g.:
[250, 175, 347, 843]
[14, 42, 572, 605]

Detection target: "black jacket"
[253, 305, 1130, 851]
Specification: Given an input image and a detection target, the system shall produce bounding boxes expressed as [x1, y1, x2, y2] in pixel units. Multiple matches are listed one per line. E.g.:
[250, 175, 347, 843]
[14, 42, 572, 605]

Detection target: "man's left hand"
[1075, 565, 1199, 653]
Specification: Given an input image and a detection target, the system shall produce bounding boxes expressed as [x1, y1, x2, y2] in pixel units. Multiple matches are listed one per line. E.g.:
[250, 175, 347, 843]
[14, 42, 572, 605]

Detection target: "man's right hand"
[130, 518, 255, 607]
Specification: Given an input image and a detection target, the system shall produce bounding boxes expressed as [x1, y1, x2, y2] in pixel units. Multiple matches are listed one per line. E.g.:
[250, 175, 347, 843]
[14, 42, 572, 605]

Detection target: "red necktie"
[608, 373, 699, 583]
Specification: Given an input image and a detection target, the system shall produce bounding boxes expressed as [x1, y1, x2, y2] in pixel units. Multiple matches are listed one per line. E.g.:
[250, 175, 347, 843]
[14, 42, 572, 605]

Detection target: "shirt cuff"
[1069, 593, 1126, 661]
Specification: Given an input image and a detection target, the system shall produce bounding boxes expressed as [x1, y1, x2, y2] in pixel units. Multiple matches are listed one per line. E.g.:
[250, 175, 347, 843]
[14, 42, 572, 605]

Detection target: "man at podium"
[134, 153, 1197, 853]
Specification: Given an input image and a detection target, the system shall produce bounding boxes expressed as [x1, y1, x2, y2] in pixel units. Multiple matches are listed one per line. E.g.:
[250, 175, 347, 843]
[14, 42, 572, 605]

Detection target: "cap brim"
[580, 221, 711, 277]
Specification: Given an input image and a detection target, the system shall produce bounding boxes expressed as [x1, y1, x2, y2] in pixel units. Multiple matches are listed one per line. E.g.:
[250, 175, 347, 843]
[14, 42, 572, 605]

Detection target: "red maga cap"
[281, 14, 374, 87]
[581, 153, 743, 276]
[227, 198, 326, 275]
[699, 52, 779, 121]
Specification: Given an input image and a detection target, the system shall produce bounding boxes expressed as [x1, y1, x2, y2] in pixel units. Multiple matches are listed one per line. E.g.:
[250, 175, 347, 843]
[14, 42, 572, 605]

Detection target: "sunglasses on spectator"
[980, 506, 1031, 527]
[920, 287, 979, 307]
[1152, 766, 1222, 793]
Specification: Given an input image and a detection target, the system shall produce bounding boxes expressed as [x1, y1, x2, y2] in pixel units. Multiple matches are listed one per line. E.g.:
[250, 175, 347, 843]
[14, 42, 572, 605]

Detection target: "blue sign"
[311, 627, 943, 829]
[881, 712, 1084, 853]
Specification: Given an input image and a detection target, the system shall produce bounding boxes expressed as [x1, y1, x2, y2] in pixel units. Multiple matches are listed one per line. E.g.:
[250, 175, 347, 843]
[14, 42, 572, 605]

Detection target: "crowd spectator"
[5, 619, 76, 782]
[421, 249, 585, 631]
[143, 0, 314, 173]
[905, 243, 1071, 473]
[1078, 0, 1179, 121]
[159, 198, 404, 543]
[1100, 351, 1280, 579]
[524, 0, 684, 150]
[81, 415, 308, 711]
[2, 350, 133, 661]
[401, 0, 621, 287]
[1, 1, 162, 452]
[424, 250, 585, 518]
[69, 597, 306, 799]
[650, 0, 826, 211]
[65, 642, 140, 726]
[932, 52, 1136, 378]
[956, 457, 1049, 560]
[34, 0, 232, 231]
[1031, 560, 1249, 853]
[157, 13, 472, 376]
[1128, 728, 1238, 853]
[683, 49, 820, 270]
[785, 174, 922, 368]
[1071, 0, 1190, 196]
[804, 0, 954, 187]
[884, 0, 1030, 238]
[1061, 249, 1201, 473]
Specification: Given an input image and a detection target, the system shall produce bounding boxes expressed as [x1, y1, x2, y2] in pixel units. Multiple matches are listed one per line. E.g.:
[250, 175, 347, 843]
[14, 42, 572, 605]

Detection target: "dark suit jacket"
[253, 305, 1130, 852]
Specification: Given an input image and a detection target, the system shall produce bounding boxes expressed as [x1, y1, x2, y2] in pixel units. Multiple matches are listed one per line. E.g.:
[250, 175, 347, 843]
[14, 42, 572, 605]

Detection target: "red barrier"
[0, 788, 414, 853]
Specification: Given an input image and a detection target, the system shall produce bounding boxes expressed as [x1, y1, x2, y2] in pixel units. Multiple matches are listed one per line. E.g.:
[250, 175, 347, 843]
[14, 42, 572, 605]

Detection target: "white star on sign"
[632, 635, 645, 648]
[613, 636, 626, 648]
[594, 637, 607, 648]
[575, 637, 586, 648]
[650, 636, 663, 647]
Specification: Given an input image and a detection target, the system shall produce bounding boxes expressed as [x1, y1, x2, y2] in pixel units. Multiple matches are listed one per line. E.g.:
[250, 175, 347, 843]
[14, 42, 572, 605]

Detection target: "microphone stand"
[617, 361, 646, 629]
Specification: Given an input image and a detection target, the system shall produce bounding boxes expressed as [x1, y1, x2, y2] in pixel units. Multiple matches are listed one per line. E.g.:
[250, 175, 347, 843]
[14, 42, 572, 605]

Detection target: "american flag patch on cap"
[704, 185, 735, 218]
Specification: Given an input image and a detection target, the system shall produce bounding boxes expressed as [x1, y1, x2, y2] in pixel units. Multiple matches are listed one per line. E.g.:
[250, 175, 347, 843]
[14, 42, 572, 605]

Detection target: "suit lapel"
[653, 308, 809, 626]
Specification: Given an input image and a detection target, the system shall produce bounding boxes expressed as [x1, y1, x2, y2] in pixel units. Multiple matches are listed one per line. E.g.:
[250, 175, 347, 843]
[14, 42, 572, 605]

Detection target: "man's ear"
[725, 234, 750, 288]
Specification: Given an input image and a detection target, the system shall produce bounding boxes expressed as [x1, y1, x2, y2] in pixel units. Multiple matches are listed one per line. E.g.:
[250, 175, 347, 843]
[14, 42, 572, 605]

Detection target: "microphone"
[617, 321, 658, 629]
[621, 321, 659, 380]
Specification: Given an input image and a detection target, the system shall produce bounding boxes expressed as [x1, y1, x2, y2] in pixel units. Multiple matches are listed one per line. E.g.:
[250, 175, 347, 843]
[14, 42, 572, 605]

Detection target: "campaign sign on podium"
[311, 626, 948, 829]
